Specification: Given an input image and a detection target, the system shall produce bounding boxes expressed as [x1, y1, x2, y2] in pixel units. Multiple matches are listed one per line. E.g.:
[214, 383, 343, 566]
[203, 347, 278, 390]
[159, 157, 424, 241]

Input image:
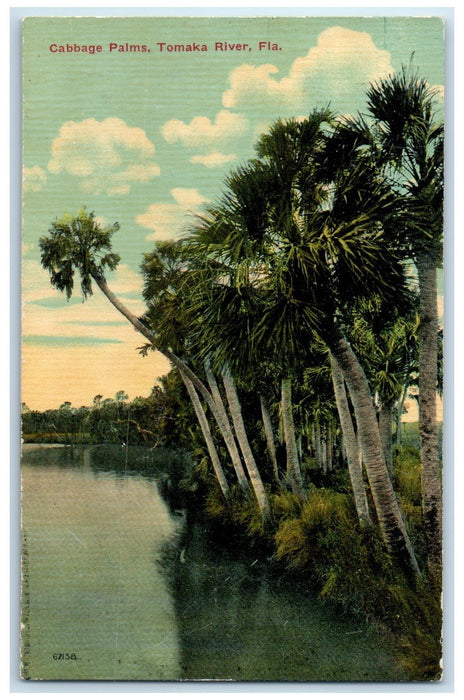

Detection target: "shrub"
[275, 489, 355, 578]
[270, 489, 305, 524]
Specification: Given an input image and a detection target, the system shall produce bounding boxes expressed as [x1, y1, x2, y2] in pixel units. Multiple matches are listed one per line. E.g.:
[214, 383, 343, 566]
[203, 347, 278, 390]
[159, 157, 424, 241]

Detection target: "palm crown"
[39, 207, 121, 300]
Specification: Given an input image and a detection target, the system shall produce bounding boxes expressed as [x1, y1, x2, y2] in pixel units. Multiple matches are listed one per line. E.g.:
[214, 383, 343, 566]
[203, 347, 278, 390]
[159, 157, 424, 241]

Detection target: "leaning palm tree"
[364, 67, 444, 571]
[39, 208, 236, 502]
[140, 241, 250, 494]
[141, 240, 269, 515]
[345, 295, 420, 475]
[329, 352, 372, 527]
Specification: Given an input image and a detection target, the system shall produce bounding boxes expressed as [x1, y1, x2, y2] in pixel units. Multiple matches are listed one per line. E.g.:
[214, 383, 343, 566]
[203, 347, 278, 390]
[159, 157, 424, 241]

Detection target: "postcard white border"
[7, 4, 458, 697]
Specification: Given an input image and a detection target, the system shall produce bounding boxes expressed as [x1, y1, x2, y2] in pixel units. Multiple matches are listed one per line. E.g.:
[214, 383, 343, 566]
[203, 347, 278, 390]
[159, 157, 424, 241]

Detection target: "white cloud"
[162, 110, 248, 150]
[222, 27, 394, 113]
[171, 188, 207, 209]
[23, 165, 47, 193]
[48, 117, 160, 195]
[190, 151, 237, 168]
[136, 188, 208, 241]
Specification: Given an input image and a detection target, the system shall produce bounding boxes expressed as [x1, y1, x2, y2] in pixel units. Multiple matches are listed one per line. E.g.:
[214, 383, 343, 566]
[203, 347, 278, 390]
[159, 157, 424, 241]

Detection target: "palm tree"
[280, 377, 305, 495]
[364, 67, 444, 570]
[185, 162, 307, 498]
[259, 394, 280, 483]
[203, 360, 249, 490]
[179, 370, 230, 500]
[346, 296, 420, 474]
[329, 352, 372, 527]
[141, 241, 250, 493]
[221, 363, 269, 517]
[250, 114, 420, 574]
[39, 208, 236, 502]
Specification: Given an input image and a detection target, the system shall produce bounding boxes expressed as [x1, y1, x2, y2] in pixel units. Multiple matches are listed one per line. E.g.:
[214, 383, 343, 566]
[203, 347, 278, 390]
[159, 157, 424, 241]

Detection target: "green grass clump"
[270, 489, 305, 523]
[275, 489, 356, 579]
[203, 483, 273, 546]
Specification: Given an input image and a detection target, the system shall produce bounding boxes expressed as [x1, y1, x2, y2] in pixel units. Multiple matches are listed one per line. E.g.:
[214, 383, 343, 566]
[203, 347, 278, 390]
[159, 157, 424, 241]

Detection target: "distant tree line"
[21, 375, 195, 448]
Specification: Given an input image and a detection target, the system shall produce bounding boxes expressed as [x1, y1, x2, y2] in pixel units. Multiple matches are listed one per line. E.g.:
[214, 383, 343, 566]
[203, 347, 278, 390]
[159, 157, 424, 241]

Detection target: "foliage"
[39, 207, 120, 300]
[275, 489, 357, 576]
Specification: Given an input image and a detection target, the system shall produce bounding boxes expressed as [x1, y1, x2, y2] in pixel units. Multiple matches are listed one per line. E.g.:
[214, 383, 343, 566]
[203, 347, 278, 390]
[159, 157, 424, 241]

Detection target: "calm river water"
[20, 445, 406, 682]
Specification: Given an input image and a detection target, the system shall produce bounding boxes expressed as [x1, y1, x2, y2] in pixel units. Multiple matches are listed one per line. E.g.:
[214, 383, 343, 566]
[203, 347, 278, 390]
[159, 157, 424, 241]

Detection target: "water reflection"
[21, 450, 182, 680]
[158, 521, 406, 682]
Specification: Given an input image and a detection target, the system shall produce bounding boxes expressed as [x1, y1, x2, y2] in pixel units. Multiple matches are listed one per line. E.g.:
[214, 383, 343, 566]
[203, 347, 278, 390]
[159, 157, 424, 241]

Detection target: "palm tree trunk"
[330, 353, 372, 528]
[328, 329, 420, 577]
[92, 273, 250, 493]
[416, 252, 442, 571]
[326, 422, 334, 473]
[204, 362, 249, 490]
[313, 422, 322, 471]
[260, 396, 280, 483]
[395, 374, 410, 446]
[320, 425, 327, 475]
[378, 402, 394, 479]
[221, 365, 270, 519]
[180, 371, 230, 499]
[281, 378, 305, 495]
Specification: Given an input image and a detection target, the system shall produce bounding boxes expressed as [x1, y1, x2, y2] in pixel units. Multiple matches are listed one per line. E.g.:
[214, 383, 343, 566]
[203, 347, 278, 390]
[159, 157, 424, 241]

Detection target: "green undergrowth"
[184, 448, 442, 682]
[393, 444, 428, 564]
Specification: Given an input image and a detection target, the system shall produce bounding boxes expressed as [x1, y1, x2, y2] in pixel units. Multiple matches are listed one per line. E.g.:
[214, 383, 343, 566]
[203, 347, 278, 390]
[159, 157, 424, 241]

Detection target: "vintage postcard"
[20, 14, 446, 683]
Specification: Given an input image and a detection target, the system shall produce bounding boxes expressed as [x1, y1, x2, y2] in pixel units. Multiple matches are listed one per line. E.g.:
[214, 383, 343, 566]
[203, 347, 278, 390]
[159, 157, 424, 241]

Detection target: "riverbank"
[168, 443, 443, 682]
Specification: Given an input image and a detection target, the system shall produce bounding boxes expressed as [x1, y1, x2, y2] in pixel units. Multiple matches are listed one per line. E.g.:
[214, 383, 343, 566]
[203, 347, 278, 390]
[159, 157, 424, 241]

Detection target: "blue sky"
[21, 14, 445, 409]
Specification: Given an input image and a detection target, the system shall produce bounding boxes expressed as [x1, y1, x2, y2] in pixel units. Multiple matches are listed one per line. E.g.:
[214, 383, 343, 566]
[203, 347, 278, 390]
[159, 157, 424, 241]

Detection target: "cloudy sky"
[21, 14, 445, 410]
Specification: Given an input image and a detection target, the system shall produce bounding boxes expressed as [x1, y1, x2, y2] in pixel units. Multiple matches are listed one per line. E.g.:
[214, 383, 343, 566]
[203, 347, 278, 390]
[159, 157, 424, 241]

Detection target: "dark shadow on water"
[156, 520, 408, 683]
[20, 444, 191, 485]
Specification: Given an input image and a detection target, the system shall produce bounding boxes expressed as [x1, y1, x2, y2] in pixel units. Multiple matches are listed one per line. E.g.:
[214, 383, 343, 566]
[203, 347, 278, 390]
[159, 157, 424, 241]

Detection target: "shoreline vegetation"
[26, 68, 444, 682]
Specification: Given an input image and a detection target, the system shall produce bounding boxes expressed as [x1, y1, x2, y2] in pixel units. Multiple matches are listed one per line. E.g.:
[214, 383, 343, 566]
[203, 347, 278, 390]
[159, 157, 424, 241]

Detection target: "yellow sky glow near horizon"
[22, 341, 172, 412]
[21, 263, 172, 411]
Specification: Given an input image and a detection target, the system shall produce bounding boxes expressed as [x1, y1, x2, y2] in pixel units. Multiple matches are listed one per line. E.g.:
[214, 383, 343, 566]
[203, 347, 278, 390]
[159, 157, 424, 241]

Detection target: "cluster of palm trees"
[39, 69, 443, 580]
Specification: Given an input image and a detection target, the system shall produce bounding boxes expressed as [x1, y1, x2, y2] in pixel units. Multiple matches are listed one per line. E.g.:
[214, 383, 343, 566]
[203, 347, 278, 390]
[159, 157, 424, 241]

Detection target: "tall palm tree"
[185, 162, 308, 497]
[142, 240, 272, 515]
[180, 370, 230, 499]
[251, 114, 420, 575]
[346, 296, 420, 474]
[280, 377, 305, 495]
[39, 208, 238, 503]
[364, 67, 444, 571]
[204, 360, 249, 490]
[141, 242, 250, 493]
[221, 363, 269, 517]
[259, 394, 280, 483]
[329, 352, 372, 527]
